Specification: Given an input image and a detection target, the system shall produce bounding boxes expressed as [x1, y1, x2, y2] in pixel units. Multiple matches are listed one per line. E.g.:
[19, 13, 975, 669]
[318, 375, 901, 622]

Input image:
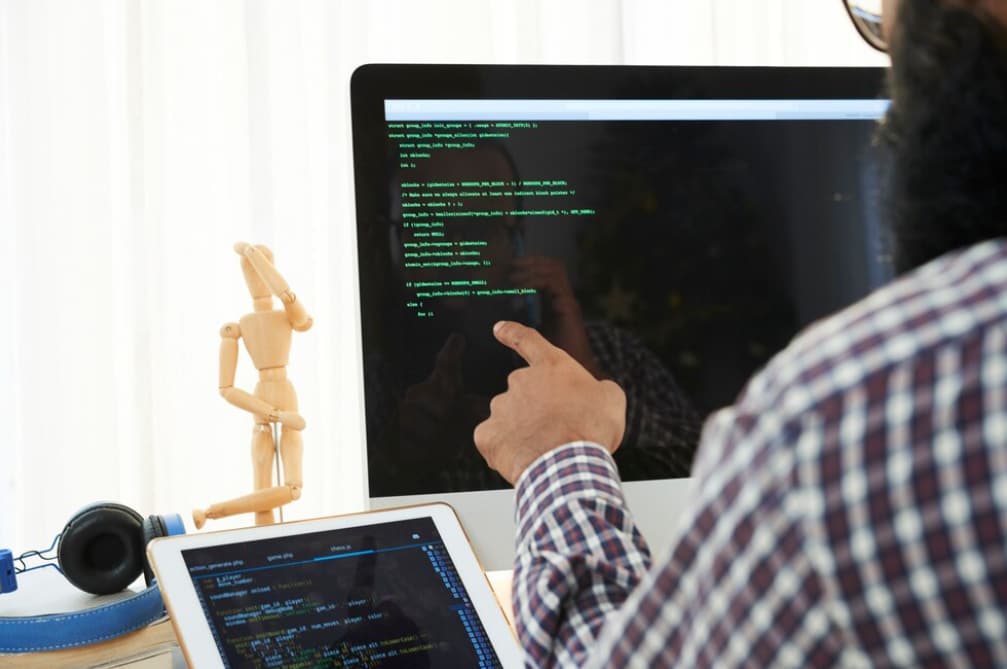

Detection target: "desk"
[0, 568, 516, 668]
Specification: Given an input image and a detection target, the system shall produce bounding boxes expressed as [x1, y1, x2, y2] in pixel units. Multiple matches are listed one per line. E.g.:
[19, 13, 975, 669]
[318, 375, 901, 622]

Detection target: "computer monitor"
[350, 64, 890, 569]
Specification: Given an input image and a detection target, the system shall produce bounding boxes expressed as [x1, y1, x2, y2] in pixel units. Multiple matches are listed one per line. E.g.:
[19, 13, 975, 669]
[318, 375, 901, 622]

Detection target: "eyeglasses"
[843, 0, 887, 52]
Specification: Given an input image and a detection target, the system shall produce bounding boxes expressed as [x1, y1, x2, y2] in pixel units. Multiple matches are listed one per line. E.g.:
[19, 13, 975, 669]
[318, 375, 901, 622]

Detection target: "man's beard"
[878, 0, 1007, 275]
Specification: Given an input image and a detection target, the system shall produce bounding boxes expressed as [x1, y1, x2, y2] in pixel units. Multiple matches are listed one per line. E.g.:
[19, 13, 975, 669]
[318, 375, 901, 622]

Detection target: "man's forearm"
[513, 443, 652, 667]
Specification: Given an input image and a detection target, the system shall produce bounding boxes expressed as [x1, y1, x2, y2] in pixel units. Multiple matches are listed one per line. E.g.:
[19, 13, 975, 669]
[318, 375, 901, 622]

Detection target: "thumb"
[493, 321, 556, 366]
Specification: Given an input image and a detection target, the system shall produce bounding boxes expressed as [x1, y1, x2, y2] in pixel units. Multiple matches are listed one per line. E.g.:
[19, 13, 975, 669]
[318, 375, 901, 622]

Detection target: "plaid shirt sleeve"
[512, 443, 653, 667]
[513, 240, 1007, 668]
[513, 408, 840, 669]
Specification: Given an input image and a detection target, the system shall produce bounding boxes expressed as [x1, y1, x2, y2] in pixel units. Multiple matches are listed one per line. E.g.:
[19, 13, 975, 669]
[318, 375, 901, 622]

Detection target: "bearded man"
[474, 1, 1007, 666]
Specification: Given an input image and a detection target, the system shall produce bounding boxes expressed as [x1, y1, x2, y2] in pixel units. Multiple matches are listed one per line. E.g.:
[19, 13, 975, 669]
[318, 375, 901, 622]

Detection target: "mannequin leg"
[252, 423, 276, 525]
[192, 486, 294, 528]
[191, 423, 293, 528]
[280, 426, 304, 500]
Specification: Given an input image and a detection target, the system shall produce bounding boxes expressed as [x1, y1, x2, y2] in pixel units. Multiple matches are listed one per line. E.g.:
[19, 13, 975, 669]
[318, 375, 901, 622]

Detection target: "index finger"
[493, 321, 555, 366]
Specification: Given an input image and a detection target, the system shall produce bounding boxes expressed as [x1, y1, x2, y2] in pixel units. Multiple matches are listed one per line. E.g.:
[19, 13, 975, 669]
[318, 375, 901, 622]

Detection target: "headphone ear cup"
[141, 513, 186, 586]
[58, 502, 145, 596]
[140, 515, 167, 587]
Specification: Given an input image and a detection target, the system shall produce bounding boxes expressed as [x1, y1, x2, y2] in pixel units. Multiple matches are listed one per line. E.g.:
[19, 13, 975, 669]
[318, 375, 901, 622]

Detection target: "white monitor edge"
[368, 477, 696, 571]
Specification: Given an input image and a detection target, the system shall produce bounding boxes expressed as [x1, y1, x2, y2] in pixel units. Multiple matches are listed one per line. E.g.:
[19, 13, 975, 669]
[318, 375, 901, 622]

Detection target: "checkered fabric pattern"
[587, 322, 701, 480]
[513, 239, 1007, 667]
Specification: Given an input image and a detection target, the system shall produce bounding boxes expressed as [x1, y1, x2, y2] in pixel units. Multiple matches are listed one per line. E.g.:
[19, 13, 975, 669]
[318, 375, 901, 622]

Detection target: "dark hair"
[879, 0, 1007, 274]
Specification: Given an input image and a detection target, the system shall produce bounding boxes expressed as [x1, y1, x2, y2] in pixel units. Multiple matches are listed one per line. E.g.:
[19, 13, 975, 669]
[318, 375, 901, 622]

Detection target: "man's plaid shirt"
[513, 239, 1007, 667]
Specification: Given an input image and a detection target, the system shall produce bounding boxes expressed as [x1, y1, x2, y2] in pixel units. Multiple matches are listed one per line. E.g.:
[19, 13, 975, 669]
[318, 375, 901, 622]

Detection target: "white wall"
[0, 0, 885, 551]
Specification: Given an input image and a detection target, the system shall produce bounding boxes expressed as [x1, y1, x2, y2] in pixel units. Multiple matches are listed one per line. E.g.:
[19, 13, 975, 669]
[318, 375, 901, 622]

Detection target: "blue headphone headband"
[0, 583, 167, 652]
[0, 549, 16, 594]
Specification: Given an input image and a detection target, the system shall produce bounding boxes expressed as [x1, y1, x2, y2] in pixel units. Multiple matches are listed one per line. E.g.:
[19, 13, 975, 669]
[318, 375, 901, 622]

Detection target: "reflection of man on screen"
[366, 143, 701, 495]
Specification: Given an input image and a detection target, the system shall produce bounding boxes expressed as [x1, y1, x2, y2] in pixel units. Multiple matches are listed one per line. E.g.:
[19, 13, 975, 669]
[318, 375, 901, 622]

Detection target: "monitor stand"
[369, 477, 696, 571]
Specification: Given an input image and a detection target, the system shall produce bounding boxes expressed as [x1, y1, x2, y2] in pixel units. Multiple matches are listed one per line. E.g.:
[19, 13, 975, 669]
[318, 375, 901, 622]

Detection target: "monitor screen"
[351, 65, 890, 498]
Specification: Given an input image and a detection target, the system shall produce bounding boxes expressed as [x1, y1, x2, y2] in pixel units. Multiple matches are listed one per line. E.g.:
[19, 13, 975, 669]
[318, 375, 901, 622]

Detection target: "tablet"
[148, 503, 522, 668]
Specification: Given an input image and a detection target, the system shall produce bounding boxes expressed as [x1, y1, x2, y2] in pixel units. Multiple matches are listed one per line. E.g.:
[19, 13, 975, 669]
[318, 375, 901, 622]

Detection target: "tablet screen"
[180, 517, 502, 668]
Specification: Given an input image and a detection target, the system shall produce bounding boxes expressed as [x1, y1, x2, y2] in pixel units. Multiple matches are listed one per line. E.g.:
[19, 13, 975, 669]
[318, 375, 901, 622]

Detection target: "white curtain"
[0, 0, 885, 551]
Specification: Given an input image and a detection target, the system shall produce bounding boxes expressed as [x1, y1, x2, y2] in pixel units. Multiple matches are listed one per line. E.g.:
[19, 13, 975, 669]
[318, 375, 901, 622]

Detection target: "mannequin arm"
[219, 323, 272, 415]
[235, 243, 314, 332]
[218, 322, 306, 430]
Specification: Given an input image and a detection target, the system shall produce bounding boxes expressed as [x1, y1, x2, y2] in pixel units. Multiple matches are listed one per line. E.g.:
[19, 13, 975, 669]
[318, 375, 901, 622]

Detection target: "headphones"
[1, 501, 185, 596]
[0, 501, 185, 653]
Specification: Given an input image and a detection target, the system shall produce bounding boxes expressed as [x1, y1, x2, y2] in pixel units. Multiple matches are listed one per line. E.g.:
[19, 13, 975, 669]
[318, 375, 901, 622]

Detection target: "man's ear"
[881, 0, 895, 43]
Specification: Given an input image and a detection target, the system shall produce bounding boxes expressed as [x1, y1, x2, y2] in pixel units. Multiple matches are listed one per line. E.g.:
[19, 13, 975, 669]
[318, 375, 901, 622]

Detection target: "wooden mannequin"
[193, 243, 313, 529]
